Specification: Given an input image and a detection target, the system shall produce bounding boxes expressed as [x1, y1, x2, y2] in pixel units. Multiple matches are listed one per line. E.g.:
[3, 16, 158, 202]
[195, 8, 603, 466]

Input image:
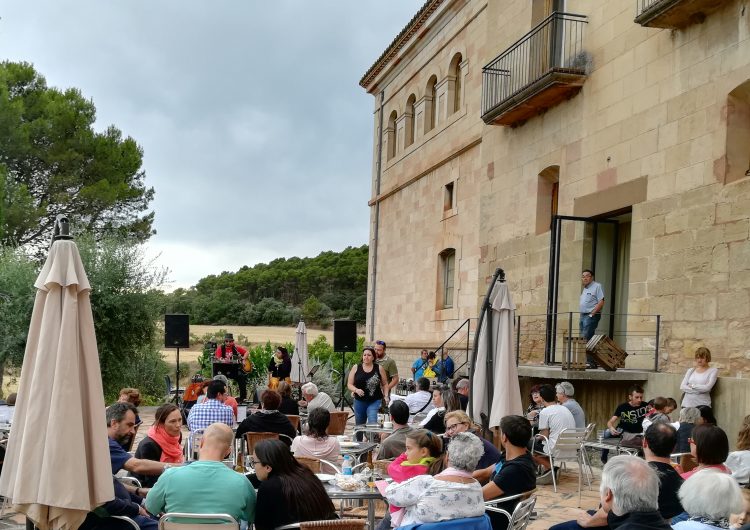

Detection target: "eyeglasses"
[446, 421, 468, 433]
[225, 340, 234, 344]
[248, 456, 261, 467]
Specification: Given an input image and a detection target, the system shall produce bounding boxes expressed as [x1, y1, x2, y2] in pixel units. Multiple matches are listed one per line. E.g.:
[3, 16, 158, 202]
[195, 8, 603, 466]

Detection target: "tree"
[0, 62, 155, 252]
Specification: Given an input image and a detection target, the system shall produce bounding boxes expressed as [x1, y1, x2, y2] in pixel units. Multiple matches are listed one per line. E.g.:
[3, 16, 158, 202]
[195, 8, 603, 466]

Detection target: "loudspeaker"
[333, 319, 357, 352]
[165, 314, 189, 348]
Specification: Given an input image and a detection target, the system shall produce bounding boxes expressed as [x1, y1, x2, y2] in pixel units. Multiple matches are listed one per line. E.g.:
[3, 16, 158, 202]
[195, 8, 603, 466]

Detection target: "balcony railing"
[481, 12, 588, 126]
[635, 0, 729, 29]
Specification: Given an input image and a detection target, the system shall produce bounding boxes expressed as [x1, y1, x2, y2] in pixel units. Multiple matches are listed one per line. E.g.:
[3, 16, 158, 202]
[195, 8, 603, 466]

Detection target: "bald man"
[146, 423, 256, 525]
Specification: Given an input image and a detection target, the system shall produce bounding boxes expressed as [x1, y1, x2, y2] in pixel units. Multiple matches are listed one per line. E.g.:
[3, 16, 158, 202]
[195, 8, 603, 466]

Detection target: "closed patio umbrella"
[0, 220, 113, 530]
[470, 269, 523, 429]
[291, 319, 310, 384]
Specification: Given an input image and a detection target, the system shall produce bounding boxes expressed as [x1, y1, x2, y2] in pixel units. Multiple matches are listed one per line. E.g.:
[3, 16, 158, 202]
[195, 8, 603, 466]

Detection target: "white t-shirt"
[392, 391, 435, 415]
[538, 404, 576, 453]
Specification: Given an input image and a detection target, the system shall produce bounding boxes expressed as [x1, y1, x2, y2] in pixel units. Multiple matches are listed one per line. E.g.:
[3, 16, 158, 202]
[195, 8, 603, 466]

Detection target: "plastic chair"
[296, 456, 322, 473]
[485, 493, 536, 530]
[158, 513, 239, 529]
[275, 519, 366, 530]
[287, 415, 301, 431]
[244, 432, 280, 454]
[326, 411, 349, 435]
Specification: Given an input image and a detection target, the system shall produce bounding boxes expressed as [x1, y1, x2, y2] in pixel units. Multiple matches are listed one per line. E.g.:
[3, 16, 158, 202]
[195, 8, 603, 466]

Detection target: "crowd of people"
[86, 339, 750, 530]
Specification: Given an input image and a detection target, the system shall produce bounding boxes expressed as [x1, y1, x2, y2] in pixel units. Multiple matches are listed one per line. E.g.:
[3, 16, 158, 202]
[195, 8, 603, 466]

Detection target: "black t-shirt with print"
[488, 452, 536, 530]
[613, 402, 649, 433]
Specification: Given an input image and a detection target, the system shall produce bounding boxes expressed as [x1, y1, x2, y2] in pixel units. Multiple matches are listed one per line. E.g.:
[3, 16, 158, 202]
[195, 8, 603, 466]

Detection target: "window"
[444, 182, 455, 211]
[405, 94, 416, 148]
[536, 165, 559, 234]
[449, 54, 463, 114]
[426, 75, 437, 133]
[440, 249, 456, 309]
[725, 80, 750, 184]
[386, 110, 397, 161]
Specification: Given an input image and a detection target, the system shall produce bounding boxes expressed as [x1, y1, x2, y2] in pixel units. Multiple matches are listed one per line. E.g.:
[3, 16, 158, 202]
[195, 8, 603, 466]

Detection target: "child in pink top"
[386, 429, 443, 527]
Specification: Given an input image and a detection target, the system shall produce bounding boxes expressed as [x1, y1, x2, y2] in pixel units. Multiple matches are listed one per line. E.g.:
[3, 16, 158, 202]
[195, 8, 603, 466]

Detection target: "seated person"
[298, 382, 335, 412]
[277, 381, 300, 416]
[117, 388, 142, 424]
[384, 432, 486, 525]
[107, 402, 168, 480]
[726, 414, 750, 484]
[378, 401, 413, 460]
[676, 407, 700, 453]
[444, 410, 500, 472]
[481, 415, 537, 530]
[236, 390, 296, 445]
[391, 377, 434, 415]
[456, 378, 470, 410]
[252, 439, 337, 530]
[681, 424, 730, 479]
[531, 384, 576, 483]
[79, 476, 156, 530]
[132, 404, 184, 487]
[290, 407, 340, 464]
[146, 423, 255, 526]
[186, 380, 234, 432]
[420, 386, 461, 435]
[642, 396, 678, 432]
[181, 374, 205, 412]
[213, 374, 238, 419]
[673, 469, 744, 530]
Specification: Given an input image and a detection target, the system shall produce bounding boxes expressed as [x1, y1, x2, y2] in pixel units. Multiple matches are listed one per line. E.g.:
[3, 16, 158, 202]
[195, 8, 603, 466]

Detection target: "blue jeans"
[580, 313, 601, 364]
[353, 398, 380, 440]
[600, 429, 619, 464]
[549, 510, 599, 530]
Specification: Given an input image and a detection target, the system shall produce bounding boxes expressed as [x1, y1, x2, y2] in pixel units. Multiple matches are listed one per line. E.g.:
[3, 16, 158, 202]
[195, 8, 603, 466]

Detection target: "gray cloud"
[1, 1, 422, 286]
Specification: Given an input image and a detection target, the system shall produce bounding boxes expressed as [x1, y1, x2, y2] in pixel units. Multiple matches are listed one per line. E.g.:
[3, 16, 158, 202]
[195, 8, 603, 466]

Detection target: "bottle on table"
[342, 454, 353, 476]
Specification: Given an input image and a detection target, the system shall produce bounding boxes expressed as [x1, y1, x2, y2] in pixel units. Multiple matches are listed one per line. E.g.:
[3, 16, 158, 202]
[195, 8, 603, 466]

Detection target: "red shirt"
[214, 343, 248, 360]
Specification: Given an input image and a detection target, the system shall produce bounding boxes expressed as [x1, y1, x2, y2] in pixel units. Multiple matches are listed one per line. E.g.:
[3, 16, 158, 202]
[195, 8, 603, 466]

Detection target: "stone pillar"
[415, 95, 433, 138]
[457, 59, 469, 112]
[383, 124, 395, 161]
[395, 114, 406, 154]
[435, 75, 456, 126]
[398, 111, 414, 148]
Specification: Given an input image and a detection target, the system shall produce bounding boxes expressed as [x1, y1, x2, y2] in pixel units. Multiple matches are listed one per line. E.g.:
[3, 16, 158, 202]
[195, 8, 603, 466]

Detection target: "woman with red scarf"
[132, 403, 184, 487]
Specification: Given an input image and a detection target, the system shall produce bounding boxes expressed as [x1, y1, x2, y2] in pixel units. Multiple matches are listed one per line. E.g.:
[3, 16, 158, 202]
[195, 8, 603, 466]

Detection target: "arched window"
[725, 80, 750, 184]
[439, 249, 456, 309]
[449, 53, 463, 114]
[386, 110, 397, 161]
[426, 75, 438, 133]
[536, 165, 560, 234]
[405, 94, 416, 148]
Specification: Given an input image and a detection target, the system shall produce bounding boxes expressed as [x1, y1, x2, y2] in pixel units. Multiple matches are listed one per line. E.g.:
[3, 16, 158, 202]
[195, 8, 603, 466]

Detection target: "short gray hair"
[456, 379, 470, 390]
[678, 469, 743, 520]
[600, 455, 659, 515]
[446, 432, 484, 472]
[301, 382, 319, 396]
[106, 402, 136, 426]
[679, 407, 700, 423]
[556, 381, 574, 397]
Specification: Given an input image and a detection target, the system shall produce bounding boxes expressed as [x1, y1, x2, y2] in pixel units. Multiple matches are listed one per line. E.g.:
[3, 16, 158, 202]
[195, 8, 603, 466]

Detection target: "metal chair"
[533, 428, 590, 504]
[485, 493, 536, 530]
[158, 513, 239, 529]
[118, 476, 142, 489]
[113, 516, 140, 529]
[275, 519, 366, 530]
[326, 411, 349, 435]
[184, 429, 206, 461]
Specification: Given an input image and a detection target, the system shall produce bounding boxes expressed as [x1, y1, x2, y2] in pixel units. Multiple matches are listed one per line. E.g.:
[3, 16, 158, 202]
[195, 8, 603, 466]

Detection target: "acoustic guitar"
[241, 356, 253, 374]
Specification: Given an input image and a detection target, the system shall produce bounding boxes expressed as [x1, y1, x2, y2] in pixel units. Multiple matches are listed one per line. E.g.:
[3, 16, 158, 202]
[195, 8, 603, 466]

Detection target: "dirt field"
[161, 324, 334, 364]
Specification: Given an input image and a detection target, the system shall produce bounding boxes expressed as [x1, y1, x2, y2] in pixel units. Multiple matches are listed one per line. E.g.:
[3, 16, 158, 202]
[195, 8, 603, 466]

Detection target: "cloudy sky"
[1, 1, 423, 289]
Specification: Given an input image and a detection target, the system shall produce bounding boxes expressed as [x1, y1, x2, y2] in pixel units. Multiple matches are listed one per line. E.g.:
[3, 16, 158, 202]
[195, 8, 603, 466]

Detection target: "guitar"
[241, 356, 253, 374]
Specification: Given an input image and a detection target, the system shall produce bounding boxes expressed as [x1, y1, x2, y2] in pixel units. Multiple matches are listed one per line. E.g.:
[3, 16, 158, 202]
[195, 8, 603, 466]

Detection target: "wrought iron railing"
[433, 318, 475, 379]
[636, 0, 665, 17]
[515, 312, 662, 372]
[481, 12, 588, 119]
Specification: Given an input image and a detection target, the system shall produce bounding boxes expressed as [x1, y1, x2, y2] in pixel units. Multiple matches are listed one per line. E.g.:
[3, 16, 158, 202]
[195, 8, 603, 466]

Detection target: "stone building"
[360, 0, 750, 435]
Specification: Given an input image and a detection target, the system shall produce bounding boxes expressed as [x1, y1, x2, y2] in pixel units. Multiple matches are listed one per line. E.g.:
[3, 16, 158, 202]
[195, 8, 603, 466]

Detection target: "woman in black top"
[347, 346, 388, 440]
[252, 439, 336, 530]
[276, 381, 300, 415]
[421, 385, 461, 435]
[268, 346, 292, 389]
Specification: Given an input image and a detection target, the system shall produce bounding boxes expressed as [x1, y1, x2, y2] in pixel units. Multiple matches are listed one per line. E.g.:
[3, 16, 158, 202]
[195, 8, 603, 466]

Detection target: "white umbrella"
[471, 276, 523, 429]
[291, 320, 310, 384]
[0, 234, 113, 530]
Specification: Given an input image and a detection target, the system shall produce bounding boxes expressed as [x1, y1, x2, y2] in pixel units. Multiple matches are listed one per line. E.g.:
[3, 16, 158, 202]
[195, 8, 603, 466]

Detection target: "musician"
[214, 333, 249, 402]
[267, 346, 292, 390]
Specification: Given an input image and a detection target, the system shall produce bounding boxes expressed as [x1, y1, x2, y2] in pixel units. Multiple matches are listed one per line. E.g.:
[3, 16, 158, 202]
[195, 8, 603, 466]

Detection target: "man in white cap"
[556, 381, 586, 429]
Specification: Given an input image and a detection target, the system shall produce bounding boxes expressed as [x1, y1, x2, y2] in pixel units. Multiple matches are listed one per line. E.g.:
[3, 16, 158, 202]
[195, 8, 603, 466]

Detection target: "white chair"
[533, 428, 589, 504]
[158, 512, 239, 530]
[485, 492, 537, 530]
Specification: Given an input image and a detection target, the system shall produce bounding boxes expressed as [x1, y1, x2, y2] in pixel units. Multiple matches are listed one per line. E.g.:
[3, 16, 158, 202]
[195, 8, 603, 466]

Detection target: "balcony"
[634, 0, 729, 29]
[481, 12, 588, 127]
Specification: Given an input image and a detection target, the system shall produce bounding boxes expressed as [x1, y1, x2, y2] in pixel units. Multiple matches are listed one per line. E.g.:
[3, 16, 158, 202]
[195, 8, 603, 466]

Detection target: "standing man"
[601, 384, 649, 463]
[579, 269, 605, 368]
[374, 340, 399, 399]
[555, 382, 586, 429]
[436, 350, 455, 383]
[214, 333, 249, 402]
[411, 350, 430, 380]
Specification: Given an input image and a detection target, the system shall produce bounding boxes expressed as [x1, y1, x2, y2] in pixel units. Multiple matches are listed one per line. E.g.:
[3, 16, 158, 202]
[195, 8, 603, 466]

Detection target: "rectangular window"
[443, 251, 455, 308]
[444, 182, 454, 211]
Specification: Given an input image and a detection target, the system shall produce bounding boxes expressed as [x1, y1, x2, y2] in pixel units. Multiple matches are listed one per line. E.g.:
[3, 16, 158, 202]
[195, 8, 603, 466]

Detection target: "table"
[582, 438, 641, 456]
[353, 425, 394, 443]
[341, 442, 378, 463]
[324, 482, 383, 530]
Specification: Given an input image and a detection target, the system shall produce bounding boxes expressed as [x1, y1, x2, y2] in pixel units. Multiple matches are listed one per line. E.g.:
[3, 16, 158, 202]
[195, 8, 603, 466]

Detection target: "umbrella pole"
[26, 518, 36, 530]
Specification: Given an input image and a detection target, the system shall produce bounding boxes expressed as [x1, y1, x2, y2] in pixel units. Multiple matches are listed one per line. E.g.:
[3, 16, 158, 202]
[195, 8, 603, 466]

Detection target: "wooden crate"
[561, 336, 587, 370]
[587, 335, 628, 371]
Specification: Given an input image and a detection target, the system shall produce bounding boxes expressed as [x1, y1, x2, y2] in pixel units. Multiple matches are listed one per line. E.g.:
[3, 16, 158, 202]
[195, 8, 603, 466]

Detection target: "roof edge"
[359, 0, 445, 91]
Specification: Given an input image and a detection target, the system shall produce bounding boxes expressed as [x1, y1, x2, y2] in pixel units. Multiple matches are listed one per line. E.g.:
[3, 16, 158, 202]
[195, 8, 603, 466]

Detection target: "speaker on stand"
[165, 314, 189, 404]
[333, 319, 357, 411]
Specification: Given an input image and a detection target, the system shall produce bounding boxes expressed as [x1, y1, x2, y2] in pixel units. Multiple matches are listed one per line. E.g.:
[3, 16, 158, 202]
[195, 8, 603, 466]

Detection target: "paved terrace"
[0, 406, 604, 529]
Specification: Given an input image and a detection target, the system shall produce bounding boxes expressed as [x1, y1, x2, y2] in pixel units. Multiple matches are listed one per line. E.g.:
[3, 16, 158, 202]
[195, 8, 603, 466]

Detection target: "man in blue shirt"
[411, 350, 430, 380]
[437, 350, 455, 383]
[187, 380, 234, 431]
[107, 402, 166, 477]
[579, 269, 605, 368]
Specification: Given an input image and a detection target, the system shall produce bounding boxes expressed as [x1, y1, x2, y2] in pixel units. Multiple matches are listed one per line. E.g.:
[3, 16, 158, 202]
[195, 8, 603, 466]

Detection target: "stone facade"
[361, 0, 750, 386]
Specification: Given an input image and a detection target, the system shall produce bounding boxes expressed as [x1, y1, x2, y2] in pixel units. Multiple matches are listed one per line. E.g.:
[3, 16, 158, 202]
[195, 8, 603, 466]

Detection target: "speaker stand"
[335, 350, 353, 411]
[172, 347, 181, 405]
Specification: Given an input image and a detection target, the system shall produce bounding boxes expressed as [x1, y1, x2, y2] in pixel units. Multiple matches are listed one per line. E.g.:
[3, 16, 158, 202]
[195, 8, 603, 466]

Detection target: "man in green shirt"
[145, 423, 255, 525]
[374, 340, 399, 397]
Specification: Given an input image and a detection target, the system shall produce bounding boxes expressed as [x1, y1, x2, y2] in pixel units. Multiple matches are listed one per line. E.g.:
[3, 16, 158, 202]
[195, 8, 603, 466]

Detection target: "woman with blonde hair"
[444, 410, 500, 470]
[680, 347, 718, 408]
[725, 414, 750, 484]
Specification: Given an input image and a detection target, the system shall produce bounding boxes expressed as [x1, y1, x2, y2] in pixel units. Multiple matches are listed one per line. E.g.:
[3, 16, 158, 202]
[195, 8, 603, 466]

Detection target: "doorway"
[545, 212, 632, 363]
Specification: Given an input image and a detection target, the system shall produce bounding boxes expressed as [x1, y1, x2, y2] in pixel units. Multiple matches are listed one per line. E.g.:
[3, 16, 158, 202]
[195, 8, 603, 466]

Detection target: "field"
[161, 324, 334, 364]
